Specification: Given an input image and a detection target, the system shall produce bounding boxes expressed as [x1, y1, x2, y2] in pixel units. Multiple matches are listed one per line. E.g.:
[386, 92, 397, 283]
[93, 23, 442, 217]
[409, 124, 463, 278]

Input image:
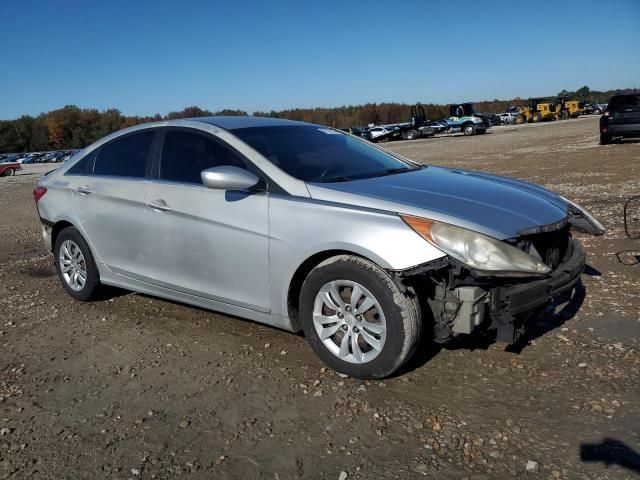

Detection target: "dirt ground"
[1, 116, 639, 480]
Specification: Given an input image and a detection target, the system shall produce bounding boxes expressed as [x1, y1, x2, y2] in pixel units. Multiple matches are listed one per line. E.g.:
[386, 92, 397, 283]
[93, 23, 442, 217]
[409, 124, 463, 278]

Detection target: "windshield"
[232, 125, 416, 183]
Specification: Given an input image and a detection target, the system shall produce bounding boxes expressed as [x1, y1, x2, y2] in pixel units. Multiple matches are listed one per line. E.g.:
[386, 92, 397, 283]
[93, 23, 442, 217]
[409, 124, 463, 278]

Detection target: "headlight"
[401, 215, 551, 276]
[560, 196, 606, 236]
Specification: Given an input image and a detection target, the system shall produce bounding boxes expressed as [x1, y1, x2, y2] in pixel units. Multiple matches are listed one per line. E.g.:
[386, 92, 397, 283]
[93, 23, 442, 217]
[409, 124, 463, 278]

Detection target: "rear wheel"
[462, 123, 476, 136]
[3, 168, 14, 176]
[593, 109, 602, 115]
[532, 112, 543, 123]
[299, 255, 421, 379]
[560, 110, 570, 120]
[600, 133, 612, 145]
[54, 227, 100, 301]
[405, 129, 418, 140]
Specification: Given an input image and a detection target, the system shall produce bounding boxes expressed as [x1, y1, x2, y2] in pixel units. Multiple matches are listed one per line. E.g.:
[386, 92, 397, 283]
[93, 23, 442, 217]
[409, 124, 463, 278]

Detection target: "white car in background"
[498, 113, 518, 124]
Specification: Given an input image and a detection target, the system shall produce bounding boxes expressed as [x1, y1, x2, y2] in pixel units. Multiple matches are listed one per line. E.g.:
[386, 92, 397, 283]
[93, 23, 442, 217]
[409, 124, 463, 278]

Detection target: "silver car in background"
[34, 117, 605, 378]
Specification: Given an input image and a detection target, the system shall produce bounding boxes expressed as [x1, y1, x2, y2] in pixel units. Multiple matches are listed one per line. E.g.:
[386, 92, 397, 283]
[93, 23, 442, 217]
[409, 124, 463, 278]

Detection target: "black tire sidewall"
[5, 169, 14, 176]
[54, 227, 99, 301]
[300, 257, 412, 379]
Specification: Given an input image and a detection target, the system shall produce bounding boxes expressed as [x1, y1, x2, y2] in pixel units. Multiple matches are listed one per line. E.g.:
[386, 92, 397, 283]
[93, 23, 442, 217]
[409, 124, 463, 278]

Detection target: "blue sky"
[1, 0, 638, 119]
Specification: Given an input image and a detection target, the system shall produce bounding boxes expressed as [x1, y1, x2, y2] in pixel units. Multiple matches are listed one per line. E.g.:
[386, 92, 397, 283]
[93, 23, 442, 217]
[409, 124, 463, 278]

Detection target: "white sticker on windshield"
[318, 128, 340, 134]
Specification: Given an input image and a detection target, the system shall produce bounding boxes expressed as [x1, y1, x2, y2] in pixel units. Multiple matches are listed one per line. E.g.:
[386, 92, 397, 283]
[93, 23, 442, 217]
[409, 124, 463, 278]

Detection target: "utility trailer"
[367, 105, 437, 142]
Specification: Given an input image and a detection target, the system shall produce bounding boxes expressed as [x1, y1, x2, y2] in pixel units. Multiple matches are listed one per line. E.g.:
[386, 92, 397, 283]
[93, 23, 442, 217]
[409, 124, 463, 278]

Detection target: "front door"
[145, 128, 270, 312]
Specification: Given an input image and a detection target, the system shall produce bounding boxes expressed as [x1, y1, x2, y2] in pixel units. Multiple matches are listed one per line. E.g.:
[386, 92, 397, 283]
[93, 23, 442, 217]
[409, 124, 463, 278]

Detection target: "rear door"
[72, 129, 157, 280]
[144, 128, 270, 312]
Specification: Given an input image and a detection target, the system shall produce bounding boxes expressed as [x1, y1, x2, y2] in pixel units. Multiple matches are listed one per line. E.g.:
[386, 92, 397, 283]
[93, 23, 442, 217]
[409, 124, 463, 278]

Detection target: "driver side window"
[159, 129, 246, 184]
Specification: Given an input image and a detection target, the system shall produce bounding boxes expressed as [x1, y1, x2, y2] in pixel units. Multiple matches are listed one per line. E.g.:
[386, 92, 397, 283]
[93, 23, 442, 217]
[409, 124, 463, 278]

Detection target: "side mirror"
[201, 166, 259, 191]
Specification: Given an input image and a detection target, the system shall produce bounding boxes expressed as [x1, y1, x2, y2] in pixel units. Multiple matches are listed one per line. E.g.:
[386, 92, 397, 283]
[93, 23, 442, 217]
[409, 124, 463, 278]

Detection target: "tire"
[593, 109, 601, 115]
[299, 255, 421, 379]
[560, 110, 569, 120]
[462, 123, 475, 136]
[406, 129, 418, 140]
[600, 134, 612, 145]
[532, 112, 542, 123]
[3, 168, 14, 177]
[516, 114, 526, 125]
[54, 226, 100, 301]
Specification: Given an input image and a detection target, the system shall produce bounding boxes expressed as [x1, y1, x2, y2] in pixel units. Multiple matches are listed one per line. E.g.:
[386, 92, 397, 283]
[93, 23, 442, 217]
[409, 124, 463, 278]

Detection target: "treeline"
[0, 86, 629, 153]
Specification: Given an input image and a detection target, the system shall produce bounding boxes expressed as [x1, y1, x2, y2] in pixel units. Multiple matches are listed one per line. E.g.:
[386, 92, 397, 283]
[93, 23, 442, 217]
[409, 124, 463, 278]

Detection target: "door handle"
[146, 199, 172, 212]
[77, 186, 92, 194]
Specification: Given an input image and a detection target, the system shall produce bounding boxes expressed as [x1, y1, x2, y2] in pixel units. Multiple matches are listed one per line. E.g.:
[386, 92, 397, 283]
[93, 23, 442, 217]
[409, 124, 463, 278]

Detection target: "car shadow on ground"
[580, 438, 640, 474]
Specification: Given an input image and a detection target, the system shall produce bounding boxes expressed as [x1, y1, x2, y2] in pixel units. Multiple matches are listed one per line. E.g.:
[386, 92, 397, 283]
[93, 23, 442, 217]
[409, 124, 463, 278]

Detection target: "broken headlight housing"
[560, 195, 606, 236]
[401, 215, 551, 276]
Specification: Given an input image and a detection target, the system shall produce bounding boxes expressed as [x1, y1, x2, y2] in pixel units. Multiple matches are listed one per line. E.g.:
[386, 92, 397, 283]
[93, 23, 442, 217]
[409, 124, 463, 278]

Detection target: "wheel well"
[287, 249, 366, 332]
[51, 221, 75, 251]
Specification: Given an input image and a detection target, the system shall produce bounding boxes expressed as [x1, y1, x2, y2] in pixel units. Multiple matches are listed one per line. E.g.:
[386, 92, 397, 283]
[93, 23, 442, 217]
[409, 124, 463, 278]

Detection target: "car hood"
[306, 166, 569, 239]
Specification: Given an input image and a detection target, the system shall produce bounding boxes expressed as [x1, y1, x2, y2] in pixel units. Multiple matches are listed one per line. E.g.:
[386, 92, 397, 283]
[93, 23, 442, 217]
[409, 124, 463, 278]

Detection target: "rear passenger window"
[93, 131, 154, 178]
[67, 151, 96, 175]
[160, 130, 246, 184]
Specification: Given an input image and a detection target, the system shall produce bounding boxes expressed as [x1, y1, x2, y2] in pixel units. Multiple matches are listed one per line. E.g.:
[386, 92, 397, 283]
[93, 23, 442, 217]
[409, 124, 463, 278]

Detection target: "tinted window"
[93, 131, 154, 178]
[609, 95, 640, 109]
[160, 130, 246, 184]
[66, 151, 95, 175]
[232, 125, 414, 182]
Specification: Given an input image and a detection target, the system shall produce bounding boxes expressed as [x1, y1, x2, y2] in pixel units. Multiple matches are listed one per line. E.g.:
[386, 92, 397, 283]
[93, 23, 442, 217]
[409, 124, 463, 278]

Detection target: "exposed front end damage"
[395, 224, 587, 345]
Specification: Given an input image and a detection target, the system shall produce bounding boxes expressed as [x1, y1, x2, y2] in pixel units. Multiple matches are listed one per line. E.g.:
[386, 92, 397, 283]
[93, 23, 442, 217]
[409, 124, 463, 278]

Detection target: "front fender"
[268, 195, 446, 318]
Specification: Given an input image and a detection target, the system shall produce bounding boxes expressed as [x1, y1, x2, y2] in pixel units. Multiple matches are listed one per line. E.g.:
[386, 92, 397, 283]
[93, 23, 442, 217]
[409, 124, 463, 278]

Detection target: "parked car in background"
[583, 103, 607, 115]
[429, 119, 450, 134]
[366, 126, 401, 142]
[0, 160, 22, 177]
[35, 116, 605, 378]
[600, 93, 640, 144]
[498, 112, 518, 124]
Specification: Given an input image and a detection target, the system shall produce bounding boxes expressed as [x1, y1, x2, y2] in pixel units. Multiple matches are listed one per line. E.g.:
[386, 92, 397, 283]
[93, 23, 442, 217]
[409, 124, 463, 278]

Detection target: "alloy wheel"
[312, 280, 387, 364]
[58, 239, 87, 291]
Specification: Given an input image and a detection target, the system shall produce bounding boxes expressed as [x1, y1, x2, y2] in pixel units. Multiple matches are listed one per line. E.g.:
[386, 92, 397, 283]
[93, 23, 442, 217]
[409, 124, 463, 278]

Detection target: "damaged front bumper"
[406, 238, 586, 345]
[489, 238, 585, 342]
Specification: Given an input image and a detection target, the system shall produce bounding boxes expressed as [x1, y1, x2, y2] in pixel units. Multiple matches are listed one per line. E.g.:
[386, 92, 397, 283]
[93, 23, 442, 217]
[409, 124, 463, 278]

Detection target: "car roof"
[193, 116, 318, 130]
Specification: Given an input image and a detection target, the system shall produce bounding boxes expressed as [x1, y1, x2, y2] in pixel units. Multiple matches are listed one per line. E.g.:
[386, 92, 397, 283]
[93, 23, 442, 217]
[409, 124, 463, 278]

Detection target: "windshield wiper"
[361, 166, 413, 180]
[315, 175, 355, 183]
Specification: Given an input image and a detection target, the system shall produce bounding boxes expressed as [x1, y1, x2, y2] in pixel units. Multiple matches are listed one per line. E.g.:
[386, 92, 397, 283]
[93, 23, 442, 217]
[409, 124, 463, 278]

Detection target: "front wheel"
[300, 255, 421, 379]
[405, 129, 418, 140]
[593, 109, 601, 115]
[3, 168, 14, 176]
[462, 123, 476, 136]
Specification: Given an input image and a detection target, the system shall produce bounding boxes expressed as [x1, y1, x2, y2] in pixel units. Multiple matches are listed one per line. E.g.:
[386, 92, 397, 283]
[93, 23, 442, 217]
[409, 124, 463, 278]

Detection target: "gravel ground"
[0, 117, 639, 479]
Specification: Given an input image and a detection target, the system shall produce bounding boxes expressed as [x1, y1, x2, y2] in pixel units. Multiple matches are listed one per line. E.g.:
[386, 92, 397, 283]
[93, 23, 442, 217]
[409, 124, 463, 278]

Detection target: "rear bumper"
[601, 124, 640, 136]
[489, 239, 585, 342]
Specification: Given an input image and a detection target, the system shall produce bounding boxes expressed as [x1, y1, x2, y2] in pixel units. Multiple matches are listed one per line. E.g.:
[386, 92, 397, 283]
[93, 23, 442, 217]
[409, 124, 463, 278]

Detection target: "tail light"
[33, 186, 47, 203]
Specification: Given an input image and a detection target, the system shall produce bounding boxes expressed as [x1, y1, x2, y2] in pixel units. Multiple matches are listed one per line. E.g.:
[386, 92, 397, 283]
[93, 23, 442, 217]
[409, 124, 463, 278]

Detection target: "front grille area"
[512, 225, 571, 270]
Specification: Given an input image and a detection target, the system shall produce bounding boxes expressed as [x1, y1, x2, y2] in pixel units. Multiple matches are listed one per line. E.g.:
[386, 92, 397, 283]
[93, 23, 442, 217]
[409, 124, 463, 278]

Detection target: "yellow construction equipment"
[516, 99, 557, 124]
[554, 97, 583, 120]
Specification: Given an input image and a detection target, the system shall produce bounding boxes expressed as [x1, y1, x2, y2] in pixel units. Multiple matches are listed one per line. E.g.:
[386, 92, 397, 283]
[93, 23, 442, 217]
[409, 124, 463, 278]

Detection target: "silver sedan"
[34, 116, 605, 378]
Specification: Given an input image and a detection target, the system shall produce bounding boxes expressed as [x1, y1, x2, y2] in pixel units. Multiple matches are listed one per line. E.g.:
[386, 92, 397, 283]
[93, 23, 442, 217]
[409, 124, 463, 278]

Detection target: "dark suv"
[600, 93, 640, 144]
